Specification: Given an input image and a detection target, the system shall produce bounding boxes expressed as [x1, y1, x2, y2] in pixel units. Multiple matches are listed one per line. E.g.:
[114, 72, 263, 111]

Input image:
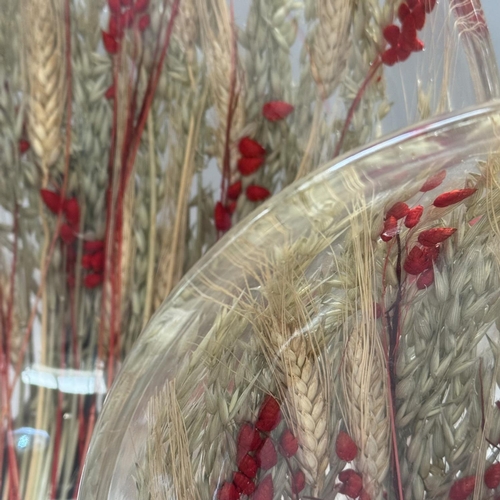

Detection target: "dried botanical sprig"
[310, 0, 353, 99]
[22, 0, 66, 181]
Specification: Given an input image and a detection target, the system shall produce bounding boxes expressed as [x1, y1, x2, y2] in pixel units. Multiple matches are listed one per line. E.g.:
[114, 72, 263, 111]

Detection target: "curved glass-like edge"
[79, 101, 500, 499]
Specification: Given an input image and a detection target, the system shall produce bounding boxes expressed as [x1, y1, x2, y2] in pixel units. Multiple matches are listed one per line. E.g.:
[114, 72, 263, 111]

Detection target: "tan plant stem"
[142, 112, 157, 327]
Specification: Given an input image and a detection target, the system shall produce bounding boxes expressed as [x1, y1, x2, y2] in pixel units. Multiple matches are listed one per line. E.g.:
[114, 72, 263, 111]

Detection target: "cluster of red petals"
[82, 239, 105, 289]
[262, 101, 294, 122]
[449, 476, 476, 500]
[339, 469, 364, 499]
[103, 0, 150, 54]
[381, 0, 437, 66]
[219, 395, 302, 500]
[380, 200, 426, 242]
[40, 189, 81, 245]
[336, 431, 358, 462]
[217, 137, 269, 232]
[404, 245, 439, 276]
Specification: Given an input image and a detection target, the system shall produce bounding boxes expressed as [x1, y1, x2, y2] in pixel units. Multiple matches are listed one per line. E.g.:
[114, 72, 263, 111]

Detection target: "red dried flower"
[63, 198, 80, 226]
[19, 139, 30, 154]
[339, 470, 363, 499]
[133, 0, 149, 12]
[335, 431, 358, 461]
[60, 224, 76, 244]
[404, 205, 424, 228]
[256, 395, 281, 432]
[90, 251, 105, 272]
[416, 267, 434, 289]
[121, 0, 133, 5]
[381, 47, 399, 66]
[449, 476, 476, 500]
[253, 475, 273, 500]
[237, 423, 261, 461]
[239, 136, 266, 157]
[412, 3, 426, 29]
[418, 227, 456, 247]
[233, 472, 255, 496]
[256, 438, 277, 470]
[218, 482, 239, 500]
[401, 14, 417, 46]
[138, 14, 150, 31]
[279, 429, 298, 458]
[262, 101, 294, 121]
[84, 240, 105, 253]
[386, 201, 410, 220]
[227, 181, 242, 200]
[381, 215, 398, 242]
[105, 84, 116, 100]
[237, 454, 258, 479]
[433, 189, 477, 208]
[40, 189, 63, 214]
[108, 0, 121, 13]
[383, 24, 400, 46]
[246, 185, 271, 202]
[291, 470, 305, 494]
[102, 31, 120, 54]
[84, 273, 104, 289]
[484, 463, 500, 489]
[238, 157, 264, 176]
[404, 246, 434, 275]
[214, 202, 232, 231]
[398, 3, 411, 21]
[420, 170, 446, 192]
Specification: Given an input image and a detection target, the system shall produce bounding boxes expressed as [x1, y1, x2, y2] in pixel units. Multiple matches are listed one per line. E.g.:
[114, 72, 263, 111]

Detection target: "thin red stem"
[334, 57, 382, 158]
[75, 400, 96, 497]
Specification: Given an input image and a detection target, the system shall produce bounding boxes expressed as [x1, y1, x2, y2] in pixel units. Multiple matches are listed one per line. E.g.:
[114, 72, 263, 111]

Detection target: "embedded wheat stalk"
[340, 203, 390, 500]
[310, 0, 353, 99]
[23, 0, 65, 181]
[342, 327, 390, 500]
[249, 255, 330, 493]
[139, 381, 200, 500]
[283, 336, 329, 491]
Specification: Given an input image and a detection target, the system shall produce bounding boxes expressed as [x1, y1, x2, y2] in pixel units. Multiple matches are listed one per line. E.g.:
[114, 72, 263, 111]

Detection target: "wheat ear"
[23, 0, 65, 180]
[310, 0, 353, 99]
[341, 207, 390, 500]
[250, 255, 330, 493]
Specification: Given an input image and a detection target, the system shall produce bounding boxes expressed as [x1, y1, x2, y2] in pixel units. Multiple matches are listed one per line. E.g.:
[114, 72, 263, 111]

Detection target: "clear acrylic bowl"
[80, 101, 500, 500]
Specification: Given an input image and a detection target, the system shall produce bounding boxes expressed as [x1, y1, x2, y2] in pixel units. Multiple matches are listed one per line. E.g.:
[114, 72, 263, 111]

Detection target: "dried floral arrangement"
[133, 152, 500, 500]
[0, 0, 498, 498]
